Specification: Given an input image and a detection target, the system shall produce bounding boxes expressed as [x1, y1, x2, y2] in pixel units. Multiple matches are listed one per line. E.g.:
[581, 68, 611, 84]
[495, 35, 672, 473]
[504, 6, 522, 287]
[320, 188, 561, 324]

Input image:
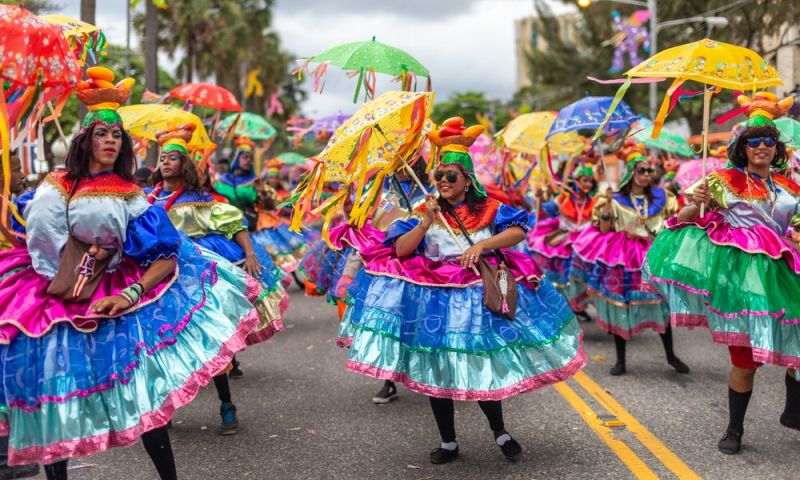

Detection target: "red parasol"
[170, 83, 242, 112]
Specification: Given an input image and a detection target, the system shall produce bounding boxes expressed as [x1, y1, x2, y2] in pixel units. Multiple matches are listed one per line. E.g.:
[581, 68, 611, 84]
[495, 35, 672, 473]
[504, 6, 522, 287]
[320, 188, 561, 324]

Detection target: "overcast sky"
[49, 0, 573, 117]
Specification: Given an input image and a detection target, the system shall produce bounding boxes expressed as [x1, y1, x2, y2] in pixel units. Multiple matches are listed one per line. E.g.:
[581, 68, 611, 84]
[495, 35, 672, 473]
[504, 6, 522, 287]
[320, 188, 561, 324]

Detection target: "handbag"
[448, 204, 518, 321]
[46, 178, 114, 302]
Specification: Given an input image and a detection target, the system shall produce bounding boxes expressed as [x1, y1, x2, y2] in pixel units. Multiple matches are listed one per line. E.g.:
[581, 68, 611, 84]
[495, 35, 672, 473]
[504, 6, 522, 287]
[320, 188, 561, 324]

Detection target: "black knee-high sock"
[782, 373, 800, 425]
[429, 397, 456, 443]
[477, 400, 505, 433]
[141, 426, 178, 480]
[659, 324, 677, 360]
[44, 460, 68, 480]
[213, 373, 232, 404]
[727, 387, 753, 434]
[613, 334, 626, 365]
[232, 354, 239, 367]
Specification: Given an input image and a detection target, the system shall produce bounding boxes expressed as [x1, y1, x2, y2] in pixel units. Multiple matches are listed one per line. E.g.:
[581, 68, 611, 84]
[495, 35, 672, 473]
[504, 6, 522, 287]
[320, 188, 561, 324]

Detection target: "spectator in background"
[216, 158, 229, 176]
[134, 166, 154, 188]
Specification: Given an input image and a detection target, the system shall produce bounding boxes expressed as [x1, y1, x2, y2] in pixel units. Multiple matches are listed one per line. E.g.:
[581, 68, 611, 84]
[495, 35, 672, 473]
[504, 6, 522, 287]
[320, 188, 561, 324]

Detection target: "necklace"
[630, 193, 648, 225]
[155, 191, 175, 201]
[744, 168, 777, 223]
[573, 195, 589, 224]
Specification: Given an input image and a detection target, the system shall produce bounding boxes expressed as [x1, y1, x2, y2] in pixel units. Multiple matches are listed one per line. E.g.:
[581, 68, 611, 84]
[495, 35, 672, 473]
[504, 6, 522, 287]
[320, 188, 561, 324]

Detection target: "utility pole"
[79, 0, 96, 121]
[144, 0, 159, 166]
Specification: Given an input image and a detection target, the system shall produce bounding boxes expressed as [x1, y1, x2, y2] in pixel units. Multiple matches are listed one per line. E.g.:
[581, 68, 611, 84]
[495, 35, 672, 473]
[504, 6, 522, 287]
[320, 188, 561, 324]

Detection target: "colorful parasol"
[632, 118, 694, 157]
[118, 104, 215, 149]
[674, 157, 728, 191]
[170, 83, 242, 112]
[42, 15, 106, 66]
[290, 90, 434, 241]
[216, 112, 276, 141]
[497, 112, 583, 155]
[294, 37, 431, 103]
[548, 96, 637, 138]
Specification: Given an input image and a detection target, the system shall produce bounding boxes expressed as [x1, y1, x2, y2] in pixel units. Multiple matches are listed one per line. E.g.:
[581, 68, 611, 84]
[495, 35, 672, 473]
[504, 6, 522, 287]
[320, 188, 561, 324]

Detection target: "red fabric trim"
[49, 170, 141, 196]
[414, 198, 501, 232]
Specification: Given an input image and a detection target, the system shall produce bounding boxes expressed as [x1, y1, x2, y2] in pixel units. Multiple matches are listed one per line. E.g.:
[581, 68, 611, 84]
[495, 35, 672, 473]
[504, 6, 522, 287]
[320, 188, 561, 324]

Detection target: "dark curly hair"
[149, 150, 201, 192]
[64, 124, 136, 182]
[729, 125, 789, 169]
[620, 159, 656, 202]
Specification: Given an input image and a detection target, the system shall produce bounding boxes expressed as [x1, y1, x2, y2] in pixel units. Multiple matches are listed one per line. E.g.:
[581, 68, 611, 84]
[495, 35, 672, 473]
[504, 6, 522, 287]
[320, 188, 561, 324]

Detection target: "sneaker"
[219, 402, 240, 435]
[609, 362, 626, 376]
[429, 446, 459, 464]
[499, 437, 522, 461]
[372, 383, 398, 404]
[229, 359, 243, 379]
[718, 429, 742, 455]
[0, 464, 40, 480]
[668, 357, 690, 374]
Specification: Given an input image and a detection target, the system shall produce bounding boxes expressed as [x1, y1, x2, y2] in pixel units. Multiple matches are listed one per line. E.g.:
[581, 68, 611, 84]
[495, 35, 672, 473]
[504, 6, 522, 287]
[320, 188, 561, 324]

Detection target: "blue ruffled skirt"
[193, 233, 286, 291]
[0, 236, 260, 466]
[250, 224, 309, 274]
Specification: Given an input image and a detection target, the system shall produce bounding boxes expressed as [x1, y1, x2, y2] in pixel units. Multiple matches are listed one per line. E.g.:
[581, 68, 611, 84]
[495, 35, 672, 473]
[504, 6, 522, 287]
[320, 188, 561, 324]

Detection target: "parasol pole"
[700, 84, 712, 218]
[47, 101, 70, 152]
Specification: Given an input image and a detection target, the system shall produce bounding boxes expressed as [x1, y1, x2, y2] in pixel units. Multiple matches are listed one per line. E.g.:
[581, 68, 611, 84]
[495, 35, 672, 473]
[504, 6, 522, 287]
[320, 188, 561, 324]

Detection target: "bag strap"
[443, 201, 507, 265]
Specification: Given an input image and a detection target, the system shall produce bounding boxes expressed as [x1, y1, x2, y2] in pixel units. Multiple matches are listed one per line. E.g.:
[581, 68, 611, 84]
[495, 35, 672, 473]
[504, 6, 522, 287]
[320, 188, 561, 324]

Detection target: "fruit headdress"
[76, 66, 135, 131]
[427, 117, 487, 197]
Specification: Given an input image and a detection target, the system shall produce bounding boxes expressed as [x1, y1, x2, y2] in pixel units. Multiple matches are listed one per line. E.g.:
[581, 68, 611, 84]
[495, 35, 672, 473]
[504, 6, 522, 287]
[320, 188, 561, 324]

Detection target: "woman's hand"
[792, 230, 800, 244]
[458, 243, 485, 269]
[692, 182, 711, 209]
[90, 295, 131, 315]
[422, 193, 439, 228]
[605, 187, 614, 203]
[254, 178, 266, 193]
[243, 253, 264, 278]
[88, 245, 114, 261]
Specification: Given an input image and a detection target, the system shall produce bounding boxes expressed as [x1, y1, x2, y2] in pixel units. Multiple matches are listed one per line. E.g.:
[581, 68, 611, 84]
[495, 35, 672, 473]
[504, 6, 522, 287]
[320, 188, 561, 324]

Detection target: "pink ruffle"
[572, 225, 651, 270]
[4, 307, 261, 466]
[329, 222, 385, 251]
[596, 316, 667, 340]
[244, 319, 285, 346]
[343, 336, 587, 401]
[527, 218, 583, 259]
[360, 245, 543, 289]
[666, 212, 800, 273]
[0, 248, 175, 344]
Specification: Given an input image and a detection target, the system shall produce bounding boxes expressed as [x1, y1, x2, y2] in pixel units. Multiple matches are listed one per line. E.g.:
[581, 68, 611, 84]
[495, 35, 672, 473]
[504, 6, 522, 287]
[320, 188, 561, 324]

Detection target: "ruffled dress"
[215, 173, 308, 274]
[0, 171, 260, 466]
[337, 199, 586, 400]
[569, 189, 678, 339]
[526, 194, 596, 311]
[301, 179, 424, 305]
[644, 168, 800, 368]
[145, 187, 288, 345]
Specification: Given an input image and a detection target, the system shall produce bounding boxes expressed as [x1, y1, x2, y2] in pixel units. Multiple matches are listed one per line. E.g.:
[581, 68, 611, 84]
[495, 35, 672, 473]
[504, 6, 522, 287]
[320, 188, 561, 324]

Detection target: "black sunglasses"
[434, 171, 463, 183]
[636, 167, 655, 175]
[745, 136, 777, 148]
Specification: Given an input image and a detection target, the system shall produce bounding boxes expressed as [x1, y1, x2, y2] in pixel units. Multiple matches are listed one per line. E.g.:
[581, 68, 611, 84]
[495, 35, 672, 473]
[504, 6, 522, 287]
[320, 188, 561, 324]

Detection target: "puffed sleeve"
[383, 217, 426, 251]
[664, 190, 680, 218]
[791, 202, 800, 232]
[208, 202, 247, 240]
[543, 199, 560, 218]
[685, 174, 727, 210]
[494, 204, 529, 233]
[11, 190, 35, 237]
[123, 206, 182, 266]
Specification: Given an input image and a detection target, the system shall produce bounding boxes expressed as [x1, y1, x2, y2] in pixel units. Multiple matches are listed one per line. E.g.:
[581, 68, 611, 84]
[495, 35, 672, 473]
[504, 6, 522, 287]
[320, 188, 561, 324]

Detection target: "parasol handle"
[398, 157, 482, 277]
[700, 85, 712, 218]
[47, 101, 70, 152]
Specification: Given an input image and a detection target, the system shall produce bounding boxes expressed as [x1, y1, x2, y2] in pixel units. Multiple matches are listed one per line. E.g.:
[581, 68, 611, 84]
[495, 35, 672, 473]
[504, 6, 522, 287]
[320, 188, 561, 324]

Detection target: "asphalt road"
[66, 283, 798, 480]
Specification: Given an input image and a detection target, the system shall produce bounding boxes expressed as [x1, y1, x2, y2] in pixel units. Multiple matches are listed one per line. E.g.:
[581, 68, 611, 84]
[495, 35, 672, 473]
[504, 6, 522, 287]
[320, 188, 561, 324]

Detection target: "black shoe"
[499, 437, 522, 461]
[0, 464, 40, 480]
[780, 373, 800, 431]
[229, 359, 243, 379]
[429, 446, 459, 464]
[668, 357, 690, 374]
[372, 383, 398, 404]
[166, 420, 173, 429]
[718, 429, 742, 455]
[219, 402, 240, 435]
[575, 311, 592, 322]
[609, 361, 626, 376]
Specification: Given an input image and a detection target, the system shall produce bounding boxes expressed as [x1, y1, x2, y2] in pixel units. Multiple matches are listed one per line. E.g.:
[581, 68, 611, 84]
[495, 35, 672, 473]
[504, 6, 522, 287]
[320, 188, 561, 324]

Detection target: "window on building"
[531, 22, 538, 48]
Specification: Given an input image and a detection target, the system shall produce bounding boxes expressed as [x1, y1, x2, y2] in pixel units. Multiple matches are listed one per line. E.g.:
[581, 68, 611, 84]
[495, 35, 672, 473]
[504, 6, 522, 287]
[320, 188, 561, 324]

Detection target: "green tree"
[0, 0, 57, 13]
[431, 91, 512, 135]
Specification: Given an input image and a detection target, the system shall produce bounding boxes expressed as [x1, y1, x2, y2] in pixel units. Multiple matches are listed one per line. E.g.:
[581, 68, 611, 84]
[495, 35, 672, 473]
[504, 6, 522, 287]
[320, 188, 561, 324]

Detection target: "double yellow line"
[554, 372, 701, 480]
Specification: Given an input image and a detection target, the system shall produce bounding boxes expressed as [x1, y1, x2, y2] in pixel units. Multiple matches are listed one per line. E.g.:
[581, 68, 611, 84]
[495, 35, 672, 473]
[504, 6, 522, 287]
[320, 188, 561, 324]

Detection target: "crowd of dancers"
[0, 82, 798, 480]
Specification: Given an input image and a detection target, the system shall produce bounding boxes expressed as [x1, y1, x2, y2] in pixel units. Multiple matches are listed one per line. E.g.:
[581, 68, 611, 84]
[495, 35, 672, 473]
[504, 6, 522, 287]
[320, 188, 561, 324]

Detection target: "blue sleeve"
[11, 191, 35, 237]
[494, 204, 530, 233]
[124, 207, 182, 266]
[382, 217, 426, 251]
[543, 199, 560, 218]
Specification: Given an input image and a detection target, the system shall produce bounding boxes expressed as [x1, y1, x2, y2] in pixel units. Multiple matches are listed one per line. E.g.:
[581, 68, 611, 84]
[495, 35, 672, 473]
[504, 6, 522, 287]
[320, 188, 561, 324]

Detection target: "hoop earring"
[465, 186, 469, 192]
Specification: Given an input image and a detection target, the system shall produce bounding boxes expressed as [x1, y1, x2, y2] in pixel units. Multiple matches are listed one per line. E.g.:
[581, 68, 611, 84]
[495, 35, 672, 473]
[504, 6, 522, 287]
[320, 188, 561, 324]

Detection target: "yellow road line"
[572, 371, 702, 480]
[553, 382, 660, 479]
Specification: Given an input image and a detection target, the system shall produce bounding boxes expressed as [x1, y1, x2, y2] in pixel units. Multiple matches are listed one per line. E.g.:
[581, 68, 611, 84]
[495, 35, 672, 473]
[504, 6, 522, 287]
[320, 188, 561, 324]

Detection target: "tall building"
[515, 13, 585, 90]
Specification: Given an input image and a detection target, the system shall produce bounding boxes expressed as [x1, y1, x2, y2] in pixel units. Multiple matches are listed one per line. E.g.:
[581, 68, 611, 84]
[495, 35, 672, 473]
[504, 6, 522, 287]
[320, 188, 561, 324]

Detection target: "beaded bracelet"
[119, 291, 135, 307]
[600, 214, 612, 221]
[130, 282, 144, 297]
[120, 286, 141, 306]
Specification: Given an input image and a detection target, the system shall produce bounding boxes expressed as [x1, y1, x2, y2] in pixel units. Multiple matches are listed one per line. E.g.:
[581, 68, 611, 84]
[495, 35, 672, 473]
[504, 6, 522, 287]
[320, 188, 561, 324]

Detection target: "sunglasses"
[434, 171, 463, 183]
[636, 167, 655, 175]
[746, 136, 777, 148]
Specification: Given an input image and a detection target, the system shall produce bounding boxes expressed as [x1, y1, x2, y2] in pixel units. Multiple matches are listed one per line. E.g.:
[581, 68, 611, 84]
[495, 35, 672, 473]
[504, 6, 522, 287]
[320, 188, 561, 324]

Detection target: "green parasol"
[217, 112, 276, 141]
[294, 36, 431, 103]
[632, 122, 694, 157]
[277, 151, 307, 165]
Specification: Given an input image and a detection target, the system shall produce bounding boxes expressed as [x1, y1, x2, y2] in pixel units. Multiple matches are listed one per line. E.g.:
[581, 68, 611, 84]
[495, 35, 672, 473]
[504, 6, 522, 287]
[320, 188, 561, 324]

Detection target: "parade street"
[70, 284, 798, 480]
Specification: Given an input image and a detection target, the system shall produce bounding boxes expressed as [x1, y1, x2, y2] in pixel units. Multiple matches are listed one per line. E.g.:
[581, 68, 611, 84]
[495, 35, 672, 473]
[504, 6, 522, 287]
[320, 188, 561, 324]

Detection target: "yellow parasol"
[291, 91, 434, 242]
[596, 39, 782, 216]
[118, 104, 215, 149]
[42, 15, 106, 66]
[495, 112, 583, 155]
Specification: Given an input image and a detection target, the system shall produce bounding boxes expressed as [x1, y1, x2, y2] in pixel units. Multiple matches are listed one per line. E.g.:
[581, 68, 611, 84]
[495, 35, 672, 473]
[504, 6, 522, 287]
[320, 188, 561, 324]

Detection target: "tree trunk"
[144, 0, 160, 167]
[78, 0, 96, 122]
